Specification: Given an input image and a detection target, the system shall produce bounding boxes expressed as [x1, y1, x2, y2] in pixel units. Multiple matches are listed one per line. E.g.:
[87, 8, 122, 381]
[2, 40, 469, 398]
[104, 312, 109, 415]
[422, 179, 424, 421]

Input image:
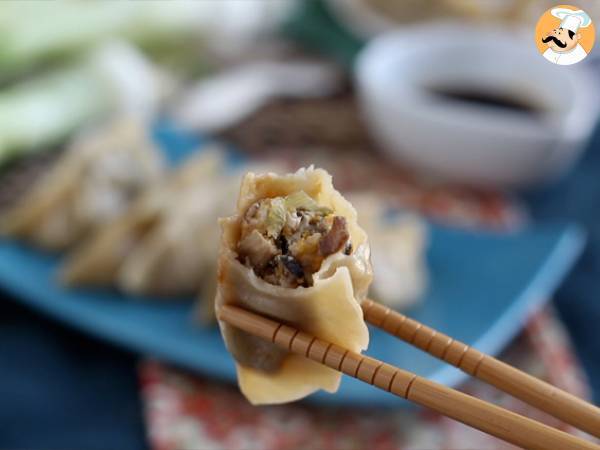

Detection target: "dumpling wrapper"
[216, 167, 372, 405]
[0, 117, 164, 250]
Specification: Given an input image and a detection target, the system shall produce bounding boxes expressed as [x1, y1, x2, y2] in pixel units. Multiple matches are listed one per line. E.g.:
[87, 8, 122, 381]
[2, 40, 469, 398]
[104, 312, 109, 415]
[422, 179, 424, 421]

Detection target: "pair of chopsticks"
[219, 299, 600, 450]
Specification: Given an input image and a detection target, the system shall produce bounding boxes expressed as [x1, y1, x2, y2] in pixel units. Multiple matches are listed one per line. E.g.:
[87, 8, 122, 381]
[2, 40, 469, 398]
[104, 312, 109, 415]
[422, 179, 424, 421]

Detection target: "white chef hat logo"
[536, 5, 595, 66]
[551, 7, 592, 33]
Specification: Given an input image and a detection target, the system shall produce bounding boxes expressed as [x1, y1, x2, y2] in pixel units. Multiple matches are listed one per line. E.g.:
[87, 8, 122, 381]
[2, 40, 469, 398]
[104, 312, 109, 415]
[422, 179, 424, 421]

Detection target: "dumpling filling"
[237, 191, 352, 288]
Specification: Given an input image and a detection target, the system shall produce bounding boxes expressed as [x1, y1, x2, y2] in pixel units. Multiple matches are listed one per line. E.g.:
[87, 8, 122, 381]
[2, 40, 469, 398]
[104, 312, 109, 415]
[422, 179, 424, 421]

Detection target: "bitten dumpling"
[0, 117, 164, 250]
[215, 167, 372, 405]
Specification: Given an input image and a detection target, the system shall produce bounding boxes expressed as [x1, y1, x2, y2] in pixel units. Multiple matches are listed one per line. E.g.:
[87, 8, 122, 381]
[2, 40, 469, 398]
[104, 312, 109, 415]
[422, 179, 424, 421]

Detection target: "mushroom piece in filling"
[237, 191, 352, 288]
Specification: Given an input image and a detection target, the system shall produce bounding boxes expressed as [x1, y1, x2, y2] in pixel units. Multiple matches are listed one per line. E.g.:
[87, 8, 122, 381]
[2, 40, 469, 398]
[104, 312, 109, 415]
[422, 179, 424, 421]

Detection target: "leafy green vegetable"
[0, 2, 204, 81]
[266, 197, 286, 238]
[0, 2, 215, 166]
[284, 191, 332, 215]
[0, 65, 110, 165]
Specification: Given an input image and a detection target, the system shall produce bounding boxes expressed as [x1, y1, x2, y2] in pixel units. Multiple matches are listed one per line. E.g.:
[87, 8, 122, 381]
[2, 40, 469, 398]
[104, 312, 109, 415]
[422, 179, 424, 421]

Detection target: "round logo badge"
[535, 5, 595, 65]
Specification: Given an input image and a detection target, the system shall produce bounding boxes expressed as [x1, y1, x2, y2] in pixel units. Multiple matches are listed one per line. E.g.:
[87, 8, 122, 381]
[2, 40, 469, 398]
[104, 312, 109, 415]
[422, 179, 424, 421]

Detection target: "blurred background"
[1, 1, 600, 449]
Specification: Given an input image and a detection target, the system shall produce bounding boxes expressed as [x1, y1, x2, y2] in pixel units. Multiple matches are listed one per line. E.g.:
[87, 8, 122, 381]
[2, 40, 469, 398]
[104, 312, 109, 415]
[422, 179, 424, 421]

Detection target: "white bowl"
[355, 23, 600, 188]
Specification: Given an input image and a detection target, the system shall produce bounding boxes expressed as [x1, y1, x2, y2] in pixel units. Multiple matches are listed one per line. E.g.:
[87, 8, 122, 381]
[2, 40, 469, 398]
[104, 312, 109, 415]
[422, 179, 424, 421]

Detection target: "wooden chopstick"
[361, 299, 600, 439]
[219, 305, 600, 450]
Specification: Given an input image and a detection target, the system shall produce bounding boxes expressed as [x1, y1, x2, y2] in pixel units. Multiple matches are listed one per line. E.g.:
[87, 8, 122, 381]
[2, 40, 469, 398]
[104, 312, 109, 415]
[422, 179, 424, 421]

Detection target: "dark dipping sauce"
[427, 86, 546, 119]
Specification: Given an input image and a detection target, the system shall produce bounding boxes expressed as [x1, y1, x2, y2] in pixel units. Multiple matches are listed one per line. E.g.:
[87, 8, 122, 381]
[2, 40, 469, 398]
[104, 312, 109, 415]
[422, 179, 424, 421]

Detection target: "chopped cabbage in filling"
[237, 191, 352, 288]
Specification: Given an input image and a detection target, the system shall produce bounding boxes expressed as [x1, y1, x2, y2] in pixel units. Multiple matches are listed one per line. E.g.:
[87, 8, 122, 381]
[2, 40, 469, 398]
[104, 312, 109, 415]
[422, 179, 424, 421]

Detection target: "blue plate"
[0, 123, 585, 406]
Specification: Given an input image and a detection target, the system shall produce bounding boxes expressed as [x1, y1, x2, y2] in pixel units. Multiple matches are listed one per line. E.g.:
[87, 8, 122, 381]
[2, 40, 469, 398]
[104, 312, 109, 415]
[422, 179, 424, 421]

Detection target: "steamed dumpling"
[0, 117, 164, 250]
[215, 166, 372, 405]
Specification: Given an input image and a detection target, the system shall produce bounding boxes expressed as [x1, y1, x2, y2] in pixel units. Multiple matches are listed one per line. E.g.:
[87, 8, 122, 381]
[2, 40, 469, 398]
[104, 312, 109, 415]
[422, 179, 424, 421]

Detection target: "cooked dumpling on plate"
[0, 117, 164, 250]
[215, 166, 371, 405]
[117, 172, 240, 298]
[61, 146, 228, 290]
[349, 192, 428, 309]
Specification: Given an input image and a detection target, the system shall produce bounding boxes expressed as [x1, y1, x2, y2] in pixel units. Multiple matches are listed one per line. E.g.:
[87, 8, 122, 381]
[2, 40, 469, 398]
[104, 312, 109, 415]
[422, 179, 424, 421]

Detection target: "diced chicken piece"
[238, 229, 278, 268]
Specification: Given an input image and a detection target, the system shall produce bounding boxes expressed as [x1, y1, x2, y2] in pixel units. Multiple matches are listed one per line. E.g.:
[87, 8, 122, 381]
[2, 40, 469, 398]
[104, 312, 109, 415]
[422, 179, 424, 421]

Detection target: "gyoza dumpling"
[61, 146, 229, 291]
[59, 192, 164, 287]
[215, 167, 372, 405]
[0, 117, 164, 250]
[117, 174, 239, 297]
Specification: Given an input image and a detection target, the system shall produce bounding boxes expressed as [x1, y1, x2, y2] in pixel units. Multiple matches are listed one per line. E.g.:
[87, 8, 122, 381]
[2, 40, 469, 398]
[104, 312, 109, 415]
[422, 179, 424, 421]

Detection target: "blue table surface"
[1, 128, 599, 450]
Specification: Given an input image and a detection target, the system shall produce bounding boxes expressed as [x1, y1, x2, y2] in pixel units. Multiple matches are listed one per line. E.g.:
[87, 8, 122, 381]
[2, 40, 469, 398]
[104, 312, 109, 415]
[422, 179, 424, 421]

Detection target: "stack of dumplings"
[1, 117, 164, 250]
